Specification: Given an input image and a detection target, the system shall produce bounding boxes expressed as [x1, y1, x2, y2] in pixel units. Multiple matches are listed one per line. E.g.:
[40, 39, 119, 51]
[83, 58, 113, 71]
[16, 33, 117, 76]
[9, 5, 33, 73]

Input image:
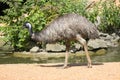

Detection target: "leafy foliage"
[84, 0, 120, 33]
[0, 0, 120, 51]
[100, 0, 120, 33]
[0, 0, 88, 51]
[85, 1, 101, 23]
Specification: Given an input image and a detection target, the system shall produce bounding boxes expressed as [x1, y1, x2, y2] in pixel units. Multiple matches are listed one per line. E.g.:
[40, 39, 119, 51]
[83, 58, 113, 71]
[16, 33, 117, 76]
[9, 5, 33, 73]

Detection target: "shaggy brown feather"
[32, 13, 99, 42]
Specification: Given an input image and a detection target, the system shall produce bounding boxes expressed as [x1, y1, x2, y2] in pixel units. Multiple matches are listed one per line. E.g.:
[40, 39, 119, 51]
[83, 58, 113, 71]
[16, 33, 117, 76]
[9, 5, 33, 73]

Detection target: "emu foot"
[87, 63, 92, 68]
[57, 65, 69, 69]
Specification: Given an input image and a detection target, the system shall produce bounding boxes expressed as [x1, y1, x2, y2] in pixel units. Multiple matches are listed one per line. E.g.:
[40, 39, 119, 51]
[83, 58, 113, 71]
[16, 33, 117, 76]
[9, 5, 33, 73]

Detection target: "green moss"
[95, 49, 107, 56]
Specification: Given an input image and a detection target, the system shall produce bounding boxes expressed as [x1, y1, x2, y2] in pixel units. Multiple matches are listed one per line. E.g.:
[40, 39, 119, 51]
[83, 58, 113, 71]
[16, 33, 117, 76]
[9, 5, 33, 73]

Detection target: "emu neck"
[28, 25, 33, 37]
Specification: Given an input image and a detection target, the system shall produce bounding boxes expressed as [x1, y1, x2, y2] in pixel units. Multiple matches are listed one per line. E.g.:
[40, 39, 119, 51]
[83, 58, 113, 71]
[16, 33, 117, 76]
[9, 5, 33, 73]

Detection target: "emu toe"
[57, 65, 69, 69]
[88, 63, 92, 68]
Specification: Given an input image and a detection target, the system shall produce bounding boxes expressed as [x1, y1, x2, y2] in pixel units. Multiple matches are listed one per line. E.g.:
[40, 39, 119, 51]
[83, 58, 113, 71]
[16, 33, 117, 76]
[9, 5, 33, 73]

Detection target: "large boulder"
[30, 46, 39, 53]
[46, 43, 82, 52]
[46, 43, 66, 52]
[100, 32, 120, 42]
[88, 39, 108, 50]
[100, 32, 120, 47]
[30, 32, 120, 52]
[70, 43, 82, 53]
[88, 32, 120, 50]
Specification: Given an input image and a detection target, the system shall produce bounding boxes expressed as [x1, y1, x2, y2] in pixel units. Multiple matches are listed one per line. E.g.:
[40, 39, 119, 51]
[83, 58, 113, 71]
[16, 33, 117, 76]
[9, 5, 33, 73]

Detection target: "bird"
[23, 13, 100, 68]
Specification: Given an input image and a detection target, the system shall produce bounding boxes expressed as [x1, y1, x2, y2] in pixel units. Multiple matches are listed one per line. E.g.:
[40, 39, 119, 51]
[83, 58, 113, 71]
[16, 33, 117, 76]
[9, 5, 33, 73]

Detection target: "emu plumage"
[23, 13, 99, 68]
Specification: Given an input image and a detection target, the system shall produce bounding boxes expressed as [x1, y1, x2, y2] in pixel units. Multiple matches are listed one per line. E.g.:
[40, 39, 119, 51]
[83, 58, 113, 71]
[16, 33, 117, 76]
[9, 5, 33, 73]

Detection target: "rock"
[70, 43, 82, 53]
[96, 49, 107, 55]
[100, 32, 113, 41]
[105, 34, 113, 40]
[44, 32, 120, 52]
[106, 41, 115, 47]
[88, 39, 108, 50]
[74, 43, 82, 50]
[46, 43, 66, 52]
[111, 33, 120, 42]
[99, 32, 109, 37]
[30, 46, 39, 53]
[99, 32, 120, 48]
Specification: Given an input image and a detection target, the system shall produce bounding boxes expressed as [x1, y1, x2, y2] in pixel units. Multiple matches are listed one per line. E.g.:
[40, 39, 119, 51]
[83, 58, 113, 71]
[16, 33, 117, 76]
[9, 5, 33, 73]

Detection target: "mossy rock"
[95, 49, 107, 55]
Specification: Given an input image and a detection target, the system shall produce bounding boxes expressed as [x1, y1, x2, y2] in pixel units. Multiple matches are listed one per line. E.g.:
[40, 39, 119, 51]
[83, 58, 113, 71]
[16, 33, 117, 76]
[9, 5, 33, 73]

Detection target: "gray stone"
[88, 39, 108, 50]
[99, 32, 112, 40]
[44, 32, 120, 52]
[98, 32, 120, 48]
[111, 33, 120, 42]
[30, 46, 39, 53]
[46, 43, 66, 52]
[70, 43, 82, 53]
[74, 43, 82, 50]
[99, 32, 109, 37]
[95, 49, 107, 55]
[105, 34, 113, 40]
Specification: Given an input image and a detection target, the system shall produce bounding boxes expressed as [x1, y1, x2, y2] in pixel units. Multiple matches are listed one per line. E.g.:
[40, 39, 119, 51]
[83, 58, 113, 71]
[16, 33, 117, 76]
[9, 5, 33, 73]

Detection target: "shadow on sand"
[38, 62, 104, 68]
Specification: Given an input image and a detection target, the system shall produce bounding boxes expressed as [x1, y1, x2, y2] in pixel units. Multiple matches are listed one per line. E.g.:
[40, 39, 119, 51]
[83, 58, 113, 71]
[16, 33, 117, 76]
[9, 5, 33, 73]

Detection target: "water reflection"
[0, 46, 120, 64]
[92, 46, 120, 62]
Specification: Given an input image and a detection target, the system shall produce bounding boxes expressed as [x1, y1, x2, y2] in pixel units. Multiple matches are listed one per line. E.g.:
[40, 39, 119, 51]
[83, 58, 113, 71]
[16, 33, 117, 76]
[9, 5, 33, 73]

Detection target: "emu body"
[23, 13, 99, 68]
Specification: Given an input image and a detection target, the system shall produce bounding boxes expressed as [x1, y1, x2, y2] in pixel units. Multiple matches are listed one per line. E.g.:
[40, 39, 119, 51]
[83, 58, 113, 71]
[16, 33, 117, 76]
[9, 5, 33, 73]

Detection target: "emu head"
[23, 22, 32, 29]
[23, 22, 33, 38]
[23, 22, 42, 42]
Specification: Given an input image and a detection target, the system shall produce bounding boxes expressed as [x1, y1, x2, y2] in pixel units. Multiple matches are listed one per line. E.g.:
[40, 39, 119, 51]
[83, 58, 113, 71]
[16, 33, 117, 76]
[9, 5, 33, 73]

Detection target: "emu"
[23, 13, 100, 68]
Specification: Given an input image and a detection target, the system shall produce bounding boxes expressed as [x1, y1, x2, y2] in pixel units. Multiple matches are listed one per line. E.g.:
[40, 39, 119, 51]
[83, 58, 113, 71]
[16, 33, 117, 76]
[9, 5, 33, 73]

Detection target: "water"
[0, 37, 120, 64]
[0, 46, 120, 64]
[92, 46, 120, 62]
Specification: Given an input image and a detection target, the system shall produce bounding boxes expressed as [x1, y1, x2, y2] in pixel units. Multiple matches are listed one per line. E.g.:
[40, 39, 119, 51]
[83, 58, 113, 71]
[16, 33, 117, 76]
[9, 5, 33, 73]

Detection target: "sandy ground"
[0, 62, 120, 80]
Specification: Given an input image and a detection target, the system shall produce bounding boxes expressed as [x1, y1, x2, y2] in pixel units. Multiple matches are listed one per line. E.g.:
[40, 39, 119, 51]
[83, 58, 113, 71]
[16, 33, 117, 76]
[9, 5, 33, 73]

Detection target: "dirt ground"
[0, 62, 120, 80]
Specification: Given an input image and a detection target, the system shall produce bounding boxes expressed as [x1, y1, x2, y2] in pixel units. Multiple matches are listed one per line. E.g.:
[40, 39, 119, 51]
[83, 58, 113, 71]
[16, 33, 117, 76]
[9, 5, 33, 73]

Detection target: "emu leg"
[63, 40, 70, 68]
[76, 35, 92, 68]
[83, 42, 92, 68]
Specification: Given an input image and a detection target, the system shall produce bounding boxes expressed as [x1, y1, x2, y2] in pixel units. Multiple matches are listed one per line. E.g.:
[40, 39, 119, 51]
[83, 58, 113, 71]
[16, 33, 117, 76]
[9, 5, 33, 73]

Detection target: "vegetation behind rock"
[0, 0, 120, 51]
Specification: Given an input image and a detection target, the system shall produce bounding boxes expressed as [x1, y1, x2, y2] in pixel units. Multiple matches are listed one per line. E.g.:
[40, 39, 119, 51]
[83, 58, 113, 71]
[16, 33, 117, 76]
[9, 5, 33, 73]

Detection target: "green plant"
[0, 0, 89, 51]
[58, 0, 87, 15]
[85, 1, 100, 23]
[100, 0, 120, 33]
[1, 0, 120, 51]
[0, 0, 42, 51]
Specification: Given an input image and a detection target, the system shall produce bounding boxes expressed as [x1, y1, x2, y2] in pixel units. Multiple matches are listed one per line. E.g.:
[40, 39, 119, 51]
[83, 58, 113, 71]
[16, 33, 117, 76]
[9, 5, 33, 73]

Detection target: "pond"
[0, 46, 120, 64]
[0, 38, 120, 64]
[92, 46, 120, 62]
